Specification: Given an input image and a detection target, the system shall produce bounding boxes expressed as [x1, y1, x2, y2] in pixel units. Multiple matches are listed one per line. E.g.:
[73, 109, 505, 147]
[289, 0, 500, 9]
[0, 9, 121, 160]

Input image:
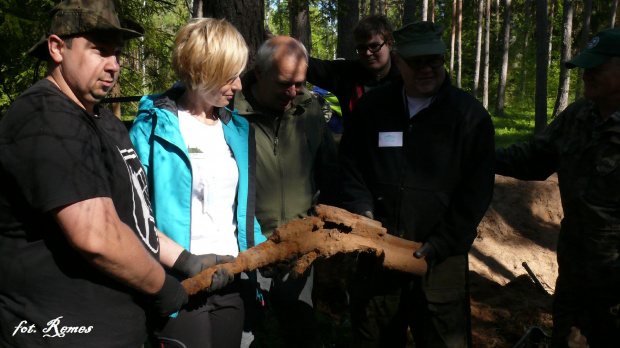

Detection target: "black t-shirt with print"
[0, 79, 158, 347]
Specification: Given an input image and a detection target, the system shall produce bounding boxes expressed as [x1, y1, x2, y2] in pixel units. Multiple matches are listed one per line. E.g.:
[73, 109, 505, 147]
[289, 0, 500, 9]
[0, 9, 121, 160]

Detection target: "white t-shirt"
[406, 95, 433, 118]
[178, 108, 240, 257]
[403, 86, 433, 118]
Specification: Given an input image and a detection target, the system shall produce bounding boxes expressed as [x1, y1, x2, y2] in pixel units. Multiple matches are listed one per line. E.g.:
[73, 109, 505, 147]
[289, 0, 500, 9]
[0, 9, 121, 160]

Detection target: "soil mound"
[470, 174, 561, 346]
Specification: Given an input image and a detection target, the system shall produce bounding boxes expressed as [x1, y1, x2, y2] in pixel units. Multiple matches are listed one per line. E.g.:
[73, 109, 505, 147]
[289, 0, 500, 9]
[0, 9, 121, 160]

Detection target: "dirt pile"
[470, 174, 562, 346]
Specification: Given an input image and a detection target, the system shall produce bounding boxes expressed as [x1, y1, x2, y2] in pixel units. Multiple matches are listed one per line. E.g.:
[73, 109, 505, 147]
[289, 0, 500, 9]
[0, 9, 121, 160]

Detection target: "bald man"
[232, 36, 338, 348]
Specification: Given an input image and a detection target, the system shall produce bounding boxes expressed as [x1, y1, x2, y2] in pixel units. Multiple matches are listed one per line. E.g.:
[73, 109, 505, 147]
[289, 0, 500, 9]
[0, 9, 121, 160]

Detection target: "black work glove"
[149, 274, 188, 317]
[414, 242, 437, 268]
[207, 268, 234, 292]
[172, 249, 234, 277]
[260, 254, 299, 279]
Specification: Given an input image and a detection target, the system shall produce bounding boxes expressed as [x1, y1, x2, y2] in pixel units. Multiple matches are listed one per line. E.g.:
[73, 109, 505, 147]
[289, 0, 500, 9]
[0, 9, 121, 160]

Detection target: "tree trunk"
[111, 81, 121, 119]
[519, 0, 531, 97]
[495, 0, 511, 117]
[421, 0, 428, 21]
[535, 0, 549, 133]
[575, 0, 592, 100]
[191, 0, 202, 18]
[430, 0, 435, 22]
[472, 0, 484, 98]
[289, 0, 312, 56]
[495, 0, 500, 42]
[337, 0, 359, 60]
[404, 0, 417, 25]
[611, 0, 619, 28]
[450, 0, 456, 81]
[547, 0, 555, 68]
[456, 0, 462, 88]
[203, 0, 265, 70]
[483, 0, 491, 108]
[552, 0, 573, 119]
[369, 0, 379, 15]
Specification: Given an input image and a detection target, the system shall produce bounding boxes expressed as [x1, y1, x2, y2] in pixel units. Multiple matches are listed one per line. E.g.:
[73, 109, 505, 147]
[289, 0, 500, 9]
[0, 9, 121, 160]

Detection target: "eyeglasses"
[400, 56, 445, 70]
[356, 40, 387, 55]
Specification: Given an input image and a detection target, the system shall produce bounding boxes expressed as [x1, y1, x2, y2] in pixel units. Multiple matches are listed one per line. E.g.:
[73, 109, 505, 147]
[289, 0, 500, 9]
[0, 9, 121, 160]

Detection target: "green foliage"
[0, 0, 187, 119]
[2, 0, 613, 121]
[493, 103, 541, 148]
[115, 0, 188, 117]
[0, 0, 55, 116]
[267, 0, 290, 36]
[309, 1, 338, 60]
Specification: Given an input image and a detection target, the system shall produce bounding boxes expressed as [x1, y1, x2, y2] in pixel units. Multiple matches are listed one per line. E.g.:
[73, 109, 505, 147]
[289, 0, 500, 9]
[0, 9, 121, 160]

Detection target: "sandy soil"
[470, 174, 561, 346]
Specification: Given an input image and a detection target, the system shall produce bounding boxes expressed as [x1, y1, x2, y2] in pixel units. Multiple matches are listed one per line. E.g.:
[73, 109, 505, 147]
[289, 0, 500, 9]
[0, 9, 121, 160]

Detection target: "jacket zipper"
[273, 116, 286, 224]
[273, 116, 281, 155]
[395, 120, 413, 238]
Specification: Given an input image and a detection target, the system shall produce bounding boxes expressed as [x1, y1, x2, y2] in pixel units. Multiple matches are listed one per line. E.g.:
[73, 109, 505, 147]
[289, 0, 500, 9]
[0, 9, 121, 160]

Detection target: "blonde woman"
[130, 18, 266, 348]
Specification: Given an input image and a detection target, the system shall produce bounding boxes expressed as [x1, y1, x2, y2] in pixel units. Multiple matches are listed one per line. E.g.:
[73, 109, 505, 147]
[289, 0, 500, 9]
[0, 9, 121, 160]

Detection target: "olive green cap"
[566, 28, 620, 69]
[393, 21, 446, 57]
[28, 0, 144, 60]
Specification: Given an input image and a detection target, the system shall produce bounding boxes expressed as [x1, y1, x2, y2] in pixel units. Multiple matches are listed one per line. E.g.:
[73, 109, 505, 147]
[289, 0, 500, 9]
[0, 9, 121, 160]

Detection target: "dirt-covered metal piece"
[182, 205, 427, 296]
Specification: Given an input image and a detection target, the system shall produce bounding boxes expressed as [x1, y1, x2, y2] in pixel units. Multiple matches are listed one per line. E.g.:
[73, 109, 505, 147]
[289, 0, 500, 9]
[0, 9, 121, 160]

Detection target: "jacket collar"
[153, 84, 232, 125]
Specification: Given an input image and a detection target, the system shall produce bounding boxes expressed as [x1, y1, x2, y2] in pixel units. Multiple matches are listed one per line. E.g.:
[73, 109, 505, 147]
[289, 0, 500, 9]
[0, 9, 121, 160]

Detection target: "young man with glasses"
[339, 21, 494, 348]
[306, 15, 401, 132]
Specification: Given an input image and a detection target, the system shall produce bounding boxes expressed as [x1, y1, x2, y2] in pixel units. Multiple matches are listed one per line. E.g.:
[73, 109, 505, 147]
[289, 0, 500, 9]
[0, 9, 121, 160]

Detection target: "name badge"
[378, 132, 403, 147]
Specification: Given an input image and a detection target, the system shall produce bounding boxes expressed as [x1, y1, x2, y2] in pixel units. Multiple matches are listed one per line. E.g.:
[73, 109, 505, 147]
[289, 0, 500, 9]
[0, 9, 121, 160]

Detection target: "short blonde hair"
[172, 18, 248, 91]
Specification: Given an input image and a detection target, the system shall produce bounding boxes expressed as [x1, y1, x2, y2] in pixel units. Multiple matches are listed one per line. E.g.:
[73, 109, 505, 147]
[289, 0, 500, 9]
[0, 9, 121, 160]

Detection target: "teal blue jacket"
[129, 87, 266, 252]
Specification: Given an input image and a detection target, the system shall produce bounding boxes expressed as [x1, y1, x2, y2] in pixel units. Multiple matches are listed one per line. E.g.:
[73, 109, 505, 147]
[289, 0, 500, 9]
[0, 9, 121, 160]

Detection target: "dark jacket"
[496, 99, 620, 273]
[340, 76, 495, 261]
[232, 71, 339, 238]
[306, 57, 401, 127]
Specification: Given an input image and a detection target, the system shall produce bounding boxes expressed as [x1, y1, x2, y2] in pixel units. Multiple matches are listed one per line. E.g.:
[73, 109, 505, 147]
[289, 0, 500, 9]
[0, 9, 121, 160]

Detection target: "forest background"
[1, 0, 619, 146]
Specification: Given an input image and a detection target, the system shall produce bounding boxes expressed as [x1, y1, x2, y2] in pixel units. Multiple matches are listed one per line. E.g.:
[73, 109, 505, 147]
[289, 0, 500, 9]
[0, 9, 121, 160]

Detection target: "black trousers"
[149, 279, 244, 348]
[349, 254, 471, 348]
[550, 265, 620, 348]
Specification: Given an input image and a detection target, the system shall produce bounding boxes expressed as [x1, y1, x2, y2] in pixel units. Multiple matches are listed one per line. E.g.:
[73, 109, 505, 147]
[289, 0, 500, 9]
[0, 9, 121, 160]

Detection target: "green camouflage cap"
[28, 0, 144, 60]
[566, 28, 620, 69]
[393, 21, 446, 57]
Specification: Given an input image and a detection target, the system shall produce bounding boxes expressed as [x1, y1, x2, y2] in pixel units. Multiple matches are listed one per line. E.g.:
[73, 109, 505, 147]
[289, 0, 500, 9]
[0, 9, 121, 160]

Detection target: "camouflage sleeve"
[494, 106, 577, 181]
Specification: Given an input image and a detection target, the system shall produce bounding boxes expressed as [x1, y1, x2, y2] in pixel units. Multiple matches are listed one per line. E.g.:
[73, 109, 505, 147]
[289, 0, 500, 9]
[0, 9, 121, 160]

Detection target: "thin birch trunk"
[552, 0, 573, 118]
[473, 0, 484, 98]
[483, 0, 491, 108]
[495, 0, 511, 117]
[536, 0, 549, 133]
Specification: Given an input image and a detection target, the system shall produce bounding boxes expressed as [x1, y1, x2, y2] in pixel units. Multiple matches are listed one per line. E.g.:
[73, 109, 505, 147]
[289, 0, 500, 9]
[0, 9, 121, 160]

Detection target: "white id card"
[378, 132, 403, 147]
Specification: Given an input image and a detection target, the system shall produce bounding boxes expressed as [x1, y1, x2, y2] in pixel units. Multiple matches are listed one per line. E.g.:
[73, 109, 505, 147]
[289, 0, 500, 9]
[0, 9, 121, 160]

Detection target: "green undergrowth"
[492, 104, 541, 148]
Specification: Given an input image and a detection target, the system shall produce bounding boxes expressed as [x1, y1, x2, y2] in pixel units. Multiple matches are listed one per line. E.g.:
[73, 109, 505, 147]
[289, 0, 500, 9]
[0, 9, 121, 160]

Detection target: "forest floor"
[302, 174, 561, 348]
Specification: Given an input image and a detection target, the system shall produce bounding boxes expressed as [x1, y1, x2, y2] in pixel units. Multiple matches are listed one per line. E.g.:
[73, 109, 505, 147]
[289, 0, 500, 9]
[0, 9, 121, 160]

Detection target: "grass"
[492, 103, 546, 148]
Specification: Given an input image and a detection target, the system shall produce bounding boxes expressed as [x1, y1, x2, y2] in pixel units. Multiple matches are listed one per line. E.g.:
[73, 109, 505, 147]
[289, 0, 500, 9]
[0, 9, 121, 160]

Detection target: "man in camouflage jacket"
[496, 28, 620, 348]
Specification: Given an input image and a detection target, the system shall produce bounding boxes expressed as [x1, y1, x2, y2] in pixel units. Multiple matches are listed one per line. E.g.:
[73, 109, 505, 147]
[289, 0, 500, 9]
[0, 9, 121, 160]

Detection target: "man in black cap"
[0, 1, 199, 346]
[496, 27, 620, 348]
[339, 21, 494, 347]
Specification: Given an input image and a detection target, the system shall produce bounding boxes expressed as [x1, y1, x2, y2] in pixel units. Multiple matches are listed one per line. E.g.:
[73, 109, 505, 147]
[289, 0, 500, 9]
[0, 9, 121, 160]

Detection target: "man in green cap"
[496, 27, 620, 348]
[339, 21, 494, 347]
[0, 1, 198, 346]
